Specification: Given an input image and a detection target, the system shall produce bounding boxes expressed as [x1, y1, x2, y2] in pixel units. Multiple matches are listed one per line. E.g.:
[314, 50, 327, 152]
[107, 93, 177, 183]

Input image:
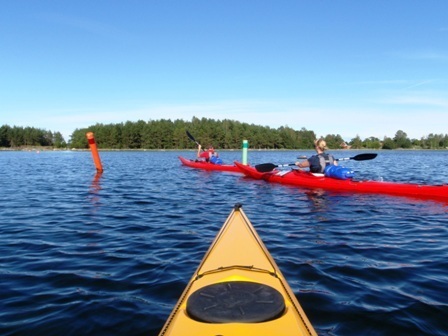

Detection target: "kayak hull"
[159, 204, 316, 336]
[179, 156, 241, 173]
[234, 161, 448, 201]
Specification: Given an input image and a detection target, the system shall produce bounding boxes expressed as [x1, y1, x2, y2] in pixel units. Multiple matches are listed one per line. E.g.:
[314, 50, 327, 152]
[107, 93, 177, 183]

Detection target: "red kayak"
[234, 161, 448, 202]
[179, 156, 242, 173]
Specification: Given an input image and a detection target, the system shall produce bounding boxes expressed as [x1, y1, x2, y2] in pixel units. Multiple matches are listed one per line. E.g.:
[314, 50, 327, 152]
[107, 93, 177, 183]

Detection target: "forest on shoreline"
[1, 117, 448, 150]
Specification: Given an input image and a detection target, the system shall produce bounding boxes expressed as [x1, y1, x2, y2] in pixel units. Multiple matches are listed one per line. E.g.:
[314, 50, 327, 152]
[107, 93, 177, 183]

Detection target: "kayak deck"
[234, 161, 448, 202]
[159, 204, 316, 336]
[179, 156, 242, 173]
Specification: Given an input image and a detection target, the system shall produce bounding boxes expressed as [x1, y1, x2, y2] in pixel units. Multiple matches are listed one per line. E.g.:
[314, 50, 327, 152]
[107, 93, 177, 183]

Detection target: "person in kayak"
[197, 144, 221, 164]
[295, 138, 337, 173]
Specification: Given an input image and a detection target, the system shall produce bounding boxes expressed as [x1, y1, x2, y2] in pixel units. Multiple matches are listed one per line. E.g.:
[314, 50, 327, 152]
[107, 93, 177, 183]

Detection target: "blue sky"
[1, 1, 447, 142]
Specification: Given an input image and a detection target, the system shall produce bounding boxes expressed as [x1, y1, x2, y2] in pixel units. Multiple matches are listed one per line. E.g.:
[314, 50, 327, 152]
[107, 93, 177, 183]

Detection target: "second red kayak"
[179, 156, 242, 173]
[234, 161, 448, 202]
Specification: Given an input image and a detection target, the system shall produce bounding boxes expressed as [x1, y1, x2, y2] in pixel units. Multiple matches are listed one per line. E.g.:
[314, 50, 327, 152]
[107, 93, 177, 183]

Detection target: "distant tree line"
[69, 117, 448, 150]
[2, 118, 447, 150]
[0, 125, 66, 148]
[69, 117, 320, 149]
[349, 130, 448, 150]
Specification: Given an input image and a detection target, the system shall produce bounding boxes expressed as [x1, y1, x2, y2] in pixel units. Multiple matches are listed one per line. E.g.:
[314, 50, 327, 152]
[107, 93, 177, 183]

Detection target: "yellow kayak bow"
[159, 204, 317, 336]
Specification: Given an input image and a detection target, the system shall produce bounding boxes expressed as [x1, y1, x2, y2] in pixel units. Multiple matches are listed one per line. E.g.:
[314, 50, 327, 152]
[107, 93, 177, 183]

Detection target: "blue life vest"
[210, 156, 223, 165]
[324, 165, 355, 180]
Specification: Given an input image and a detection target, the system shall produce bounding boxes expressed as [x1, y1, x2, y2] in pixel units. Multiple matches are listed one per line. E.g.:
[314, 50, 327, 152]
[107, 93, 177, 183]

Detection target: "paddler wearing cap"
[295, 138, 337, 173]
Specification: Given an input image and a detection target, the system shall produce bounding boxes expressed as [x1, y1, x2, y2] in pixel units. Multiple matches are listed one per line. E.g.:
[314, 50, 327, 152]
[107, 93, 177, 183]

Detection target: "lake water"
[1, 149, 447, 335]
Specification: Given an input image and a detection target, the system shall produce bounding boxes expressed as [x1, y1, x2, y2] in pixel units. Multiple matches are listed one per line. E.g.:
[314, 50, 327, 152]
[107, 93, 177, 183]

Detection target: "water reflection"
[305, 189, 329, 211]
[89, 172, 103, 209]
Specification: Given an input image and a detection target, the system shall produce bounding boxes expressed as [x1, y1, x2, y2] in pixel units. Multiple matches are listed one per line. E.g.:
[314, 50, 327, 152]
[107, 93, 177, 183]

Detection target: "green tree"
[70, 128, 90, 148]
[350, 135, 363, 149]
[363, 137, 381, 149]
[324, 134, 345, 150]
[53, 132, 66, 148]
[121, 120, 143, 149]
[0, 125, 11, 147]
[382, 136, 396, 149]
[393, 130, 411, 149]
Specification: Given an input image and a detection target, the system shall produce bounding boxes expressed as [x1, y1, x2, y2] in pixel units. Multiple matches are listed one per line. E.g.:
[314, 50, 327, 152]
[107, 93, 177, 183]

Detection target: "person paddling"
[295, 138, 337, 173]
[197, 144, 221, 164]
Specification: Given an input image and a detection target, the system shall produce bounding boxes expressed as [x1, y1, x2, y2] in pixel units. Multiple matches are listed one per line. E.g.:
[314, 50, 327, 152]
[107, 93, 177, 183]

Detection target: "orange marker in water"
[86, 132, 103, 173]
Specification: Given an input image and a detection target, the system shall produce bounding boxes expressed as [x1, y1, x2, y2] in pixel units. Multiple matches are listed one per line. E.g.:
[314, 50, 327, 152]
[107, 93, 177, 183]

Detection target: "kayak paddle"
[186, 130, 207, 152]
[255, 163, 297, 172]
[186, 130, 201, 147]
[255, 153, 378, 172]
[336, 153, 377, 161]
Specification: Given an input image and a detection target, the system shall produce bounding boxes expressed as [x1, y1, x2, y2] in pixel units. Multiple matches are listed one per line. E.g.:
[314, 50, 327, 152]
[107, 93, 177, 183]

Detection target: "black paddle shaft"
[255, 163, 296, 172]
[186, 130, 206, 152]
[337, 153, 377, 161]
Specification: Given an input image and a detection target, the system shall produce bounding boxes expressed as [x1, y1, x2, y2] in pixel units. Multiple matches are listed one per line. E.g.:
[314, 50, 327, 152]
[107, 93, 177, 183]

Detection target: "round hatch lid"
[186, 281, 285, 323]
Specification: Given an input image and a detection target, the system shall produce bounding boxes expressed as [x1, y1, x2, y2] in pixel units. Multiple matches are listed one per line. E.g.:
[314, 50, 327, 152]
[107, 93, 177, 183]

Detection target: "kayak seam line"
[195, 265, 278, 280]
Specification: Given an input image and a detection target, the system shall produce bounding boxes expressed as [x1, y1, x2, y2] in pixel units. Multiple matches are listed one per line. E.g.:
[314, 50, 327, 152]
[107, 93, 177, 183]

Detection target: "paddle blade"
[352, 153, 377, 161]
[255, 163, 278, 172]
[186, 130, 196, 142]
[186, 130, 202, 148]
